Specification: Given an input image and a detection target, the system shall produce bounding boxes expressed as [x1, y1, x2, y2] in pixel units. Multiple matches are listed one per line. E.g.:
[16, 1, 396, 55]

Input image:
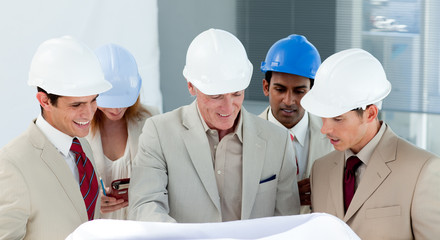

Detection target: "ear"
[187, 81, 196, 96]
[365, 105, 379, 122]
[262, 79, 270, 97]
[36, 92, 52, 112]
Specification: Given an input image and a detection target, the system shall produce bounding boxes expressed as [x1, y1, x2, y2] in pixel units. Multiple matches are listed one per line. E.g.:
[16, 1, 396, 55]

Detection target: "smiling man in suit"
[128, 29, 300, 223]
[301, 48, 440, 239]
[0, 36, 112, 239]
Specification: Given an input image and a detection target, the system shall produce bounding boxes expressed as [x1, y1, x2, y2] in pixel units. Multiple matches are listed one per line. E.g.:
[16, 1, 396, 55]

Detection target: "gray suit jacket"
[128, 101, 300, 223]
[0, 121, 100, 240]
[311, 125, 440, 239]
[259, 107, 334, 214]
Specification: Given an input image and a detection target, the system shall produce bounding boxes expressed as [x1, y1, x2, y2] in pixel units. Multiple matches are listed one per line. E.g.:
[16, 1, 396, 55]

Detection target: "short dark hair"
[37, 87, 60, 113]
[264, 71, 315, 88]
[351, 104, 374, 118]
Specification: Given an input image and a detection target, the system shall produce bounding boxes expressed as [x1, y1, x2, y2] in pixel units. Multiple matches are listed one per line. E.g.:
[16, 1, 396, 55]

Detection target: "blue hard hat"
[261, 34, 321, 79]
[95, 43, 141, 108]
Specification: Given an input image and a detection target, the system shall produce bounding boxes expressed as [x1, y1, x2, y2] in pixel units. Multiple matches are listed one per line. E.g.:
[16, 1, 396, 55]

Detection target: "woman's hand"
[100, 188, 129, 214]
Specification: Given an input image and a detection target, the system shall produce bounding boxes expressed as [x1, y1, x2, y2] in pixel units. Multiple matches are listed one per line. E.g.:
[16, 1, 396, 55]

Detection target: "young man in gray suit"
[0, 36, 112, 239]
[301, 48, 440, 239]
[129, 29, 300, 223]
[259, 35, 333, 213]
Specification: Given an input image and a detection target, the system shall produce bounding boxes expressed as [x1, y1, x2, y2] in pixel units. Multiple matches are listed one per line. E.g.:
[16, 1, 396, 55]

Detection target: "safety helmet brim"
[97, 93, 139, 108]
[301, 84, 391, 118]
[183, 60, 252, 95]
[35, 80, 113, 97]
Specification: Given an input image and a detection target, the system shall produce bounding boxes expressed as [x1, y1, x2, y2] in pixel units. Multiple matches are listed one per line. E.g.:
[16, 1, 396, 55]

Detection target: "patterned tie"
[344, 156, 362, 212]
[70, 138, 99, 220]
[290, 134, 299, 175]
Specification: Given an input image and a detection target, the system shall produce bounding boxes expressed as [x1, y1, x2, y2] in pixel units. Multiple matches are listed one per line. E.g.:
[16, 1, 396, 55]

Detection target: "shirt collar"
[345, 121, 387, 165]
[196, 102, 243, 143]
[36, 114, 76, 157]
[267, 106, 309, 146]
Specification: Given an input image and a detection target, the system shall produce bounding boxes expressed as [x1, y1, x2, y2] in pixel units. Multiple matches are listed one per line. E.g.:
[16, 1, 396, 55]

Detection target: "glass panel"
[362, 0, 423, 113]
[337, 0, 440, 154]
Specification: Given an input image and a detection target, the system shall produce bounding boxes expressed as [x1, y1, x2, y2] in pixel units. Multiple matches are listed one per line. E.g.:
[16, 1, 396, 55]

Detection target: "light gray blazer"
[311, 125, 440, 239]
[0, 121, 100, 240]
[259, 107, 334, 179]
[128, 101, 300, 223]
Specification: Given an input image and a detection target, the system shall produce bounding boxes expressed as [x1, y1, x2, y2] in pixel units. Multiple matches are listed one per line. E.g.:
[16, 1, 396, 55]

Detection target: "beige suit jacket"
[0, 121, 101, 240]
[311, 125, 440, 239]
[128, 101, 300, 223]
[259, 107, 334, 214]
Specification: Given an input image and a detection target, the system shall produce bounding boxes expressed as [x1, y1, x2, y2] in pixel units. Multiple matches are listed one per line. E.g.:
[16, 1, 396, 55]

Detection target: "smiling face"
[37, 92, 99, 137]
[188, 82, 244, 133]
[263, 71, 310, 129]
[98, 107, 128, 121]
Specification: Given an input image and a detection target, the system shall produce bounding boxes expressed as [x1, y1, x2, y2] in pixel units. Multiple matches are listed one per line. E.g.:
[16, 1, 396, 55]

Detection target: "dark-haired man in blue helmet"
[259, 35, 333, 214]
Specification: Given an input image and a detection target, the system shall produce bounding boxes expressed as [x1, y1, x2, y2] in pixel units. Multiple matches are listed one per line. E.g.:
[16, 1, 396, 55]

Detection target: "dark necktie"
[70, 138, 99, 220]
[344, 156, 362, 212]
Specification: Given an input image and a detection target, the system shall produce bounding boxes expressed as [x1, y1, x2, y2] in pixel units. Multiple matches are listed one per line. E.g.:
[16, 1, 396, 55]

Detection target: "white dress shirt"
[268, 107, 310, 179]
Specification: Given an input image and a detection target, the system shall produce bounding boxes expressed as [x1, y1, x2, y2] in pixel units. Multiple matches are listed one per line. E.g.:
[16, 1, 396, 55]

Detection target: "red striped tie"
[290, 134, 299, 175]
[70, 138, 99, 220]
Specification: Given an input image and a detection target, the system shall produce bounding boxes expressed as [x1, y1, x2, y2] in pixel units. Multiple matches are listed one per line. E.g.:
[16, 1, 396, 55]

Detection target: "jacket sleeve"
[411, 156, 440, 239]
[275, 133, 300, 216]
[127, 118, 176, 223]
[0, 156, 30, 239]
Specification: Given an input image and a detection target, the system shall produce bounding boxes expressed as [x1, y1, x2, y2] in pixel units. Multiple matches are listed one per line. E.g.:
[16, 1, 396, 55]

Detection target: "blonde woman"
[87, 43, 158, 219]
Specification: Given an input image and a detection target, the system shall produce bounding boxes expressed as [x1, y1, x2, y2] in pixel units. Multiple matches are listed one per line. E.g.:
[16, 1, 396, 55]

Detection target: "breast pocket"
[252, 176, 278, 217]
[366, 205, 401, 219]
[258, 174, 277, 191]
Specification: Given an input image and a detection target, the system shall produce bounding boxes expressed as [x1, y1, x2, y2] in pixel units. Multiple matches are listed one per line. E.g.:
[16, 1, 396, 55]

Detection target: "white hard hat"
[28, 36, 112, 97]
[183, 28, 253, 95]
[301, 48, 391, 118]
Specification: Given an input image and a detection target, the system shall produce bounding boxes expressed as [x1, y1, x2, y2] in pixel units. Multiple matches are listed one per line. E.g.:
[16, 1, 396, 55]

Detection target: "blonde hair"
[90, 97, 150, 136]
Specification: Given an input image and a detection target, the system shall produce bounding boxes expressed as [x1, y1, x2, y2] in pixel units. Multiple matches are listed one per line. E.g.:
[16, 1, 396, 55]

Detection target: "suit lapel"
[29, 124, 88, 222]
[343, 126, 396, 221]
[241, 109, 266, 219]
[329, 152, 346, 219]
[258, 106, 270, 120]
[126, 117, 145, 172]
[181, 102, 221, 212]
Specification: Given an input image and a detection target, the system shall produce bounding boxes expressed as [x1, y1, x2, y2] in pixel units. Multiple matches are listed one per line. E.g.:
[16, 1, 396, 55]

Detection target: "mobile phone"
[109, 178, 130, 201]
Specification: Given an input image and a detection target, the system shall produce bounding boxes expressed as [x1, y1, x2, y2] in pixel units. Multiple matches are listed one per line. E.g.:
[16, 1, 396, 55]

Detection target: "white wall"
[0, 0, 160, 148]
